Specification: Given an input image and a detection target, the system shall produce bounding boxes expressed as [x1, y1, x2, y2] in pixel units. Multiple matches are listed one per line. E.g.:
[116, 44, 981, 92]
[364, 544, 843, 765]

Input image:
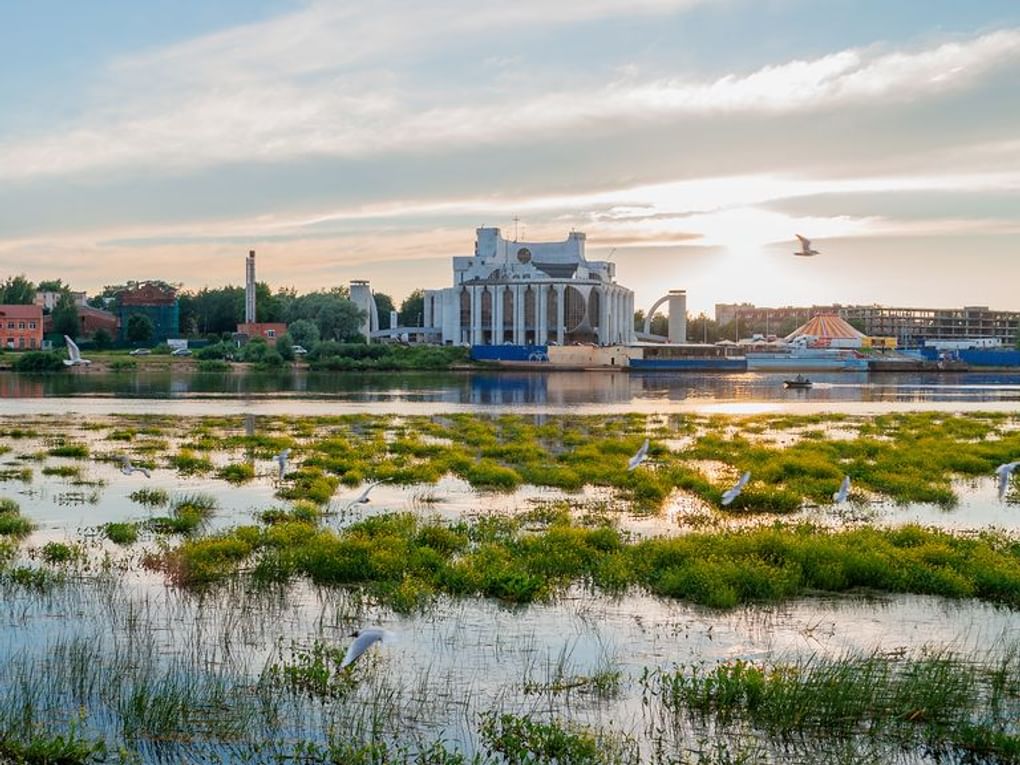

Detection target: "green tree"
[398, 289, 424, 327]
[92, 328, 114, 350]
[275, 333, 296, 361]
[374, 292, 395, 330]
[288, 319, 320, 349]
[633, 310, 668, 336]
[36, 279, 64, 292]
[1, 275, 36, 304]
[51, 292, 80, 338]
[188, 287, 244, 334]
[256, 282, 284, 323]
[315, 298, 364, 341]
[687, 313, 720, 344]
[126, 314, 155, 343]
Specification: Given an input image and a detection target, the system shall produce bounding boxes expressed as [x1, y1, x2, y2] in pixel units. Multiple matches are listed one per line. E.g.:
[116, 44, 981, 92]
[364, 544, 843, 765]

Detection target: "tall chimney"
[245, 250, 256, 324]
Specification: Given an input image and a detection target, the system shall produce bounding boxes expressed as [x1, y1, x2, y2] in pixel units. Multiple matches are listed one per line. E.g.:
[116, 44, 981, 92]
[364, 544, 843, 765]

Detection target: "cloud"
[1, 13, 1018, 181]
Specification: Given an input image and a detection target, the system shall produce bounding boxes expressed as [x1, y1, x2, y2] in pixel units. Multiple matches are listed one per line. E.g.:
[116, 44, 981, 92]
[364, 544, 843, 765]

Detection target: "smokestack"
[245, 250, 256, 324]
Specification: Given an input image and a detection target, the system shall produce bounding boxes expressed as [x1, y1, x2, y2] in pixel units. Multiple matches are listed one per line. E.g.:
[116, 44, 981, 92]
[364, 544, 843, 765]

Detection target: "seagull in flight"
[996, 461, 1019, 501]
[345, 479, 390, 507]
[721, 471, 751, 506]
[272, 448, 290, 480]
[794, 235, 819, 257]
[62, 335, 92, 366]
[833, 475, 851, 504]
[341, 627, 397, 668]
[627, 439, 650, 471]
[120, 456, 150, 478]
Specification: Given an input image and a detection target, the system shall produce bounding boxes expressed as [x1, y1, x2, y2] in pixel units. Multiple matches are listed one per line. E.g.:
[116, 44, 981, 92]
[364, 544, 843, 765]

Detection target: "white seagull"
[833, 475, 851, 504]
[120, 456, 151, 478]
[794, 235, 819, 257]
[627, 439, 650, 471]
[721, 471, 751, 506]
[341, 627, 397, 669]
[62, 335, 92, 366]
[996, 461, 1020, 501]
[347, 479, 390, 507]
[272, 448, 290, 480]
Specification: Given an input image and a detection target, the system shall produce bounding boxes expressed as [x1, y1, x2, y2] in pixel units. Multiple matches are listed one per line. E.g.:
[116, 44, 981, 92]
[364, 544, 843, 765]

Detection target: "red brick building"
[42, 305, 119, 339]
[0, 305, 44, 350]
[237, 322, 288, 346]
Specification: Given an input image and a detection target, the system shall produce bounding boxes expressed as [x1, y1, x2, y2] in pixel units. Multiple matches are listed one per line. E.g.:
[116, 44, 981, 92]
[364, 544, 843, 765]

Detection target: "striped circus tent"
[784, 314, 866, 344]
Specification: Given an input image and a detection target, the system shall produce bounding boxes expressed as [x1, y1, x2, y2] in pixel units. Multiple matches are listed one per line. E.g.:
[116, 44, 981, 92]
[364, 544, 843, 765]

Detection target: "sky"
[1, 0, 1019, 315]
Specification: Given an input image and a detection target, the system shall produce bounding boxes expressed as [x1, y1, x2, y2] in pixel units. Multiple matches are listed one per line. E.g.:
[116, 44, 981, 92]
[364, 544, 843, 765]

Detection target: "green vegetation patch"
[0, 497, 33, 538]
[217, 461, 255, 484]
[129, 487, 169, 507]
[147, 512, 1020, 611]
[47, 442, 90, 459]
[649, 648, 1020, 760]
[168, 449, 213, 475]
[103, 522, 140, 545]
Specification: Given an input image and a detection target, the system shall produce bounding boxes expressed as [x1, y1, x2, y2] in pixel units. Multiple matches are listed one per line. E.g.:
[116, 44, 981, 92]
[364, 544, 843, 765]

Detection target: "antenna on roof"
[512, 215, 520, 242]
[607, 248, 617, 261]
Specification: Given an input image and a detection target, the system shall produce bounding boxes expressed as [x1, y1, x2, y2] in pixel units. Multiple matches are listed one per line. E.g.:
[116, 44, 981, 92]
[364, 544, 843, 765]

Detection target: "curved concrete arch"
[643, 294, 672, 335]
[643, 290, 687, 342]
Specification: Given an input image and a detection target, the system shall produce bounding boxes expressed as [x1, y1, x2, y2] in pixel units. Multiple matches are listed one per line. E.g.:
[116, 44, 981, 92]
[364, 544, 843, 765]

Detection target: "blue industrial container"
[470, 344, 549, 362]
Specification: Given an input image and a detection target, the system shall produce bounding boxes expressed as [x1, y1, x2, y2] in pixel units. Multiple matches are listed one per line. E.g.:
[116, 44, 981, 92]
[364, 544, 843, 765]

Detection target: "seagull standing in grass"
[272, 448, 290, 480]
[627, 439, 650, 471]
[341, 627, 397, 668]
[996, 461, 1020, 501]
[120, 456, 150, 478]
[62, 335, 91, 366]
[721, 471, 751, 506]
[833, 475, 851, 504]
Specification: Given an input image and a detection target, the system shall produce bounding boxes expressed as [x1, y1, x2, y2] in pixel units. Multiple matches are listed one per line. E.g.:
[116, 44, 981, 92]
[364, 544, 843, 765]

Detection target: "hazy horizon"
[2, 1, 1019, 314]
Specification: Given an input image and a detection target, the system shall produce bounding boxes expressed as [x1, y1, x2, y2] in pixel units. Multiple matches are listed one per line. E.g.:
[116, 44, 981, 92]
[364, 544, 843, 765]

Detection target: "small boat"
[784, 375, 813, 389]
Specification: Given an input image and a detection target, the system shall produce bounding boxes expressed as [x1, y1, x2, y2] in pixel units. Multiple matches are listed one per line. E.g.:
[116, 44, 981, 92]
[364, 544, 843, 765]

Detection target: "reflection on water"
[2, 368, 1020, 416]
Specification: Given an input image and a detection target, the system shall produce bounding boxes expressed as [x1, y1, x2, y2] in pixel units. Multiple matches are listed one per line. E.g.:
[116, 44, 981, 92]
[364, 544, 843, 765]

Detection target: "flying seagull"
[62, 335, 92, 366]
[120, 455, 150, 478]
[627, 439, 650, 471]
[833, 475, 851, 504]
[996, 461, 1019, 501]
[721, 471, 751, 506]
[794, 235, 819, 257]
[346, 479, 390, 507]
[341, 627, 397, 669]
[272, 448, 290, 480]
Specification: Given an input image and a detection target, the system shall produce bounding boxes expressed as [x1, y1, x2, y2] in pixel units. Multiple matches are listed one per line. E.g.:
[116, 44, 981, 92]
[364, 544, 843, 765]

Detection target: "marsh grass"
[217, 461, 256, 484]
[0, 466, 33, 482]
[41, 464, 82, 478]
[0, 497, 33, 538]
[104, 522, 140, 545]
[47, 442, 90, 459]
[148, 509, 1020, 610]
[169, 449, 213, 475]
[648, 647, 1020, 760]
[147, 493, 218, 536]
[129, 487, 169, 507]
[264, 639, 358, 700]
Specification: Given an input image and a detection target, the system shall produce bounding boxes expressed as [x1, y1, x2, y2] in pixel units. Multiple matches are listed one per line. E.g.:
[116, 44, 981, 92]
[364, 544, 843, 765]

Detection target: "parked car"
[292, 345, 309, 356]
[170, 347, 192, 357]
[128, 348, 151, 356]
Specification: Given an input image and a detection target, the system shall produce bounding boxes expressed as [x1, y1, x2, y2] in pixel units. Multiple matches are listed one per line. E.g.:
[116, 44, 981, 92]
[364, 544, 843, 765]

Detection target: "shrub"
[13, 352, 65, 372]
[104, 522, 139, 545]
[217, 462, 255, 484]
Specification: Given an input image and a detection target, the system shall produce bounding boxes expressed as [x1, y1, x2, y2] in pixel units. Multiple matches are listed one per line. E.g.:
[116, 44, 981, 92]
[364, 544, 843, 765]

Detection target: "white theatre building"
[424, 228, 635, 346]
